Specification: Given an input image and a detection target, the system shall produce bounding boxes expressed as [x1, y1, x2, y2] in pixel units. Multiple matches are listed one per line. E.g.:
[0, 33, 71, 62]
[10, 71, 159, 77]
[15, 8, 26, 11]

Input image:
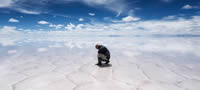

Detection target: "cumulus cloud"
[111, 16, 141, 22]
[0, 26, 17, 32]
[182, 4, 199, 10]
[8, 18, 19, 23]
[88, 13, 95, 16]
[1, 16, 200, 47]
[2, 16, 200, 35]
[60, 16, 200, 35]
[122, 16, 140, 22]
[49, 24, 64, 29]
[79, 18, 84, 21]
[38, 21, 49, 25]
[162, 15, 176, 20]
[64, 23, 85, 31]
[182, 4, 193, 10]
[64, 23, 76, 30]
[76, 24, 84, 29]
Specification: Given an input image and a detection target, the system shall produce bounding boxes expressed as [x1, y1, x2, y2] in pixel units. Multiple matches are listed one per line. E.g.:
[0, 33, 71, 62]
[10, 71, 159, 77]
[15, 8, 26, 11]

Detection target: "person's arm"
[98, 47, 109, 60]
[98, 47, 107, 54]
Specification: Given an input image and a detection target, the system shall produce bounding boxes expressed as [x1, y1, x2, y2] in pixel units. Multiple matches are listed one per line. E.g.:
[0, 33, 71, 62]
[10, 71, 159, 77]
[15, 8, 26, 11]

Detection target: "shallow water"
[0, 35, 200, 90]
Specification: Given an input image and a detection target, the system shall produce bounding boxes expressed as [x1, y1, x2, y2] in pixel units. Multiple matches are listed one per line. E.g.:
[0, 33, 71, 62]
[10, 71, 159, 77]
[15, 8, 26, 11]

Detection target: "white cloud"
[0, 26, 22, 46]
[64, 42, 74, 48]
[79, 18, 84, 21]
[182, 4, 199, 10]
[38, 21, 49, 25]
[76, 24, 84, 30]
[0, 0, 13, 7]
[0, 0, 128, 16]
[61, 16, 200, 34]
[48, 43, 63, 48]
[1, 16, 200, 48]
[8, 18, 19, 23]
[0, 0, 40, 15]
[16, 8, 40, 15]
[88, 13, 95, 16]
[64, 23, 76, 30]
[182, 4, 193, 10]
[0, 26, 17, 32]
[116, 11, 122, 17]
[49, 24, 64, 29]
[122, 16, 140, 22]
[64, 23, 85, 30]
[162, 15, 176, 20]
[83, 0, 127, 16]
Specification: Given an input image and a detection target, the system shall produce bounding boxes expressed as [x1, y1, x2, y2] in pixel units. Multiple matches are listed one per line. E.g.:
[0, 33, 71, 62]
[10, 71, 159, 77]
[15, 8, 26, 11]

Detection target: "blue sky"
[0, 0, 200, 31]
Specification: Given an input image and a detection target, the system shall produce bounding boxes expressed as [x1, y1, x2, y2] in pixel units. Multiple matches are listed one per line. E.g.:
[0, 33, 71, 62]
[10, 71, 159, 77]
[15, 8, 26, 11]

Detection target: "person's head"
[95, 44, 101, 49]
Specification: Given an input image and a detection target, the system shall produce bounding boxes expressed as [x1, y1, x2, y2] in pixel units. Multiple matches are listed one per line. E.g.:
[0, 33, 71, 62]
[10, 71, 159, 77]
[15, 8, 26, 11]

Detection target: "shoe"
[96, 63, 102, 65]
[105, 61, 110, 64]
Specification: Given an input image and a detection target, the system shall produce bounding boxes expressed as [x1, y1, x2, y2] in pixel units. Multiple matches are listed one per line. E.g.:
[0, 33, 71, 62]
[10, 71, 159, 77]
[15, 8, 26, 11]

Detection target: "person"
[95, 44, 110, 65]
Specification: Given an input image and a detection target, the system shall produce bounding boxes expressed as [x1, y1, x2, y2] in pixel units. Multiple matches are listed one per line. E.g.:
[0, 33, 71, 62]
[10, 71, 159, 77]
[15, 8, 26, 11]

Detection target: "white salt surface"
[37, 48, 48, 52]
[0, 37, 200, 90]
[8, 50, 17, 54]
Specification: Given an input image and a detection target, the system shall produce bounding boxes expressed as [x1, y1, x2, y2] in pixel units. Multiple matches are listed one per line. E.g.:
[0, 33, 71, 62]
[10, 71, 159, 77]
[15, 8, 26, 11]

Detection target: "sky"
[0, 0, 200, 33]
[1, 1, 200, 90]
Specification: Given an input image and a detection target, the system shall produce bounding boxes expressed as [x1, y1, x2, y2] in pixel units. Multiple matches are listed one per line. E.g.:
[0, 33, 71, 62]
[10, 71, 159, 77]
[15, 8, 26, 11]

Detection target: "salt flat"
[0, 35, 200, 90]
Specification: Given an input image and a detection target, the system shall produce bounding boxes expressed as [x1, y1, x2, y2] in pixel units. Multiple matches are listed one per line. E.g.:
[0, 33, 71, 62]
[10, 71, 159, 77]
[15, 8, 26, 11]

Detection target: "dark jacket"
[98, 45, 110, 60]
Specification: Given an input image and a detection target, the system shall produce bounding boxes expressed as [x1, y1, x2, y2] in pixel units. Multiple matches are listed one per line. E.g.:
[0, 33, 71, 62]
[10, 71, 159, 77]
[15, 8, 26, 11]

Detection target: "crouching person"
[95, 44, 110, 65]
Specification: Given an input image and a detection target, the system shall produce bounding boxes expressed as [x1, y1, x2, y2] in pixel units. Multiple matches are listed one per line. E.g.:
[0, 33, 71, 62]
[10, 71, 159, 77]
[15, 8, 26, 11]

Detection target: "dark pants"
[98, 58, 109, 64]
